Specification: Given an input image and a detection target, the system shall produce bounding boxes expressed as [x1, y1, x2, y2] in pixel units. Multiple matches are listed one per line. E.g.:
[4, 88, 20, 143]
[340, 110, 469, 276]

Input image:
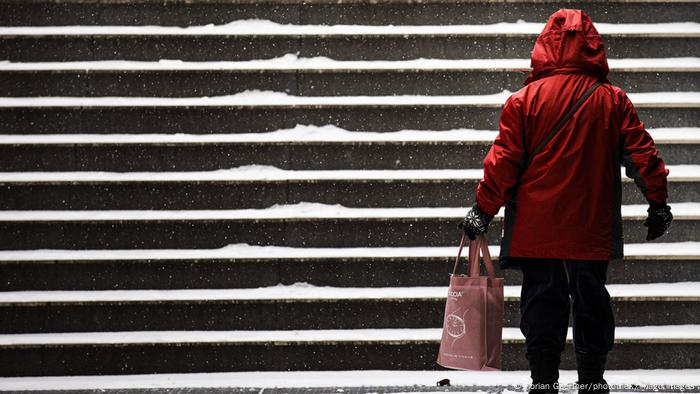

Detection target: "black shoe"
[526, 350, 561, 394]
[576, 352, 610, 394]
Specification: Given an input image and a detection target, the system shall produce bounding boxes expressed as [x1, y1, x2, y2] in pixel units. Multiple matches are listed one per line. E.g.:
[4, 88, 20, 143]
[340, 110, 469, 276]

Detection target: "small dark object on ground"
[437, 378, 451, 386]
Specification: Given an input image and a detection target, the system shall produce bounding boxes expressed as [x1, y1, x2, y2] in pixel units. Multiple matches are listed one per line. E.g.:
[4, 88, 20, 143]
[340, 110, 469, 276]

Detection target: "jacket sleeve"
[619, 92, 669, 204]
[475, 95, 526, 217]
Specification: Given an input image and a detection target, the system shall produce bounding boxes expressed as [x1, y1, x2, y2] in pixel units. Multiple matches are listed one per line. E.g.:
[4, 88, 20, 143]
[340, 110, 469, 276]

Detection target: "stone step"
[0, 203, 698, 249]
[2, 0, 698, 26]
[1, 57, 698, 96]
[1, 283, 698, 333]
[1, 0, 697, 383]
[1, 127, 697, 170]
[1, 325, 698, 375]
[1, 21, 698, 61]
[1, 92, 697, 133]
[1, 243, 698, 290]
[0, 166, 697, 209]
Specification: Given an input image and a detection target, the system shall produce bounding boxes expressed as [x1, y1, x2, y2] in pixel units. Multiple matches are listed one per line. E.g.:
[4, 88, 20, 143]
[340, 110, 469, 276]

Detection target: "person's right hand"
[458, 203, 493, 240]
[644, 201, 672, 240]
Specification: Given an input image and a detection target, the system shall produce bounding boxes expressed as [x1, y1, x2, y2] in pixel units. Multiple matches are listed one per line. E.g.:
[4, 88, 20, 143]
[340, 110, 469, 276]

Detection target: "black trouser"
[519, 259, 615, 355]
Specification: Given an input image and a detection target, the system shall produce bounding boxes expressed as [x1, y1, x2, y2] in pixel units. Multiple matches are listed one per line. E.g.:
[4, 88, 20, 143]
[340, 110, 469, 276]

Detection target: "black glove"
[644, 201, 672, 241]
[458, 203, 493, 240]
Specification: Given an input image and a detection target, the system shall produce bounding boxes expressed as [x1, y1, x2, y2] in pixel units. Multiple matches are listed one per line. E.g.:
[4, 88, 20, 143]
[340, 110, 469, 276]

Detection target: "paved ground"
[9, 385, 700, 394]
[6, 388, 500, 394]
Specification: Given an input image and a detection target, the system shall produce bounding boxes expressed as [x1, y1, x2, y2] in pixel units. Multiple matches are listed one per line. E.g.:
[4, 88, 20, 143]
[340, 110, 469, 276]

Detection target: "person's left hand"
[644, 201, 672, 240]
[458, 203, 494, 240]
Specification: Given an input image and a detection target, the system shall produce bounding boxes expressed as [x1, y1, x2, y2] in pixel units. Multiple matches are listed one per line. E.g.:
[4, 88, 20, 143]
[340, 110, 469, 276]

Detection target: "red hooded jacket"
[475, 9, 669, 262]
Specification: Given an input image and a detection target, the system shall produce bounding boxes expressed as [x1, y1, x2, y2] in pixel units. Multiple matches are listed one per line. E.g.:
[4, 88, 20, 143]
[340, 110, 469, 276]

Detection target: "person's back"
[457, 9, 673, 394]
[471, 9, 670, 262]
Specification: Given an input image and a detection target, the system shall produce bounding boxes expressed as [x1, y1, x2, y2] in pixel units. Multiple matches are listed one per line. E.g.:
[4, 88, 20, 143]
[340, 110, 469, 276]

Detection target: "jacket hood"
[524, 9, 610, 86]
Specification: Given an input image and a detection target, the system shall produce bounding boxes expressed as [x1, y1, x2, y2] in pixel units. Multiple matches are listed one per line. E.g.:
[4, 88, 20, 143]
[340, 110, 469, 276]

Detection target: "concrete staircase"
[0, 0, 698, 387]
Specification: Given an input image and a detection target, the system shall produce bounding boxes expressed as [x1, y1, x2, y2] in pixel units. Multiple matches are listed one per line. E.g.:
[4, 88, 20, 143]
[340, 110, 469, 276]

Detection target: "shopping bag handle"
[452, 233, 496, 279]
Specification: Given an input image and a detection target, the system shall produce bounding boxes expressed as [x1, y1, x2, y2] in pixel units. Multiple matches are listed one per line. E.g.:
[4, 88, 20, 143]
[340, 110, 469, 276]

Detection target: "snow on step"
[0, 126, 500, 144]
[1, 91, 699, 108]
[1, 202, 699, 221]
[0, 90, 507, 107]
[0, 20, 698, 36]
[2, 126, 698, 145]
[0, 164, 696, 182]
[0, 166, 490, 182]
[1, 282, 698, 304]
[0, 242, 697, 262]
[1, 369, 700, 392]
[1, 325, 698, 346]
[2, 55, 699, 71]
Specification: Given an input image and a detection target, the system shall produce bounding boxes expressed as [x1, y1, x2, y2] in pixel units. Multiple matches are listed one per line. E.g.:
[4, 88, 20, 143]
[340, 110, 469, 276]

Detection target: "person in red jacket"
[458, 9, 672, 394]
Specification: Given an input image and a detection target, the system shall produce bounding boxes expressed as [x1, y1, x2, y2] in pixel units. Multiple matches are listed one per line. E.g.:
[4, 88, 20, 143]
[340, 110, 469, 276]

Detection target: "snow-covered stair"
[0, 0, 698, 386]
[1, 126, 697, 172]
[0, 165, 697, 210]
[1, 57, 699, 96]
[0, 282, 698, 333]
[0, 203, 699, 249]
[1, 242, 699, 290]
[0, 325, 699, 375]
[0, 90, 697, 133]
[2, 20, 699, 63]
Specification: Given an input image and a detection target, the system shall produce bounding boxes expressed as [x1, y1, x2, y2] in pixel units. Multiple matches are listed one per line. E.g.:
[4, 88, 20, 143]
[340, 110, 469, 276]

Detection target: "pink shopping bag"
[436, 233, 504, 371]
